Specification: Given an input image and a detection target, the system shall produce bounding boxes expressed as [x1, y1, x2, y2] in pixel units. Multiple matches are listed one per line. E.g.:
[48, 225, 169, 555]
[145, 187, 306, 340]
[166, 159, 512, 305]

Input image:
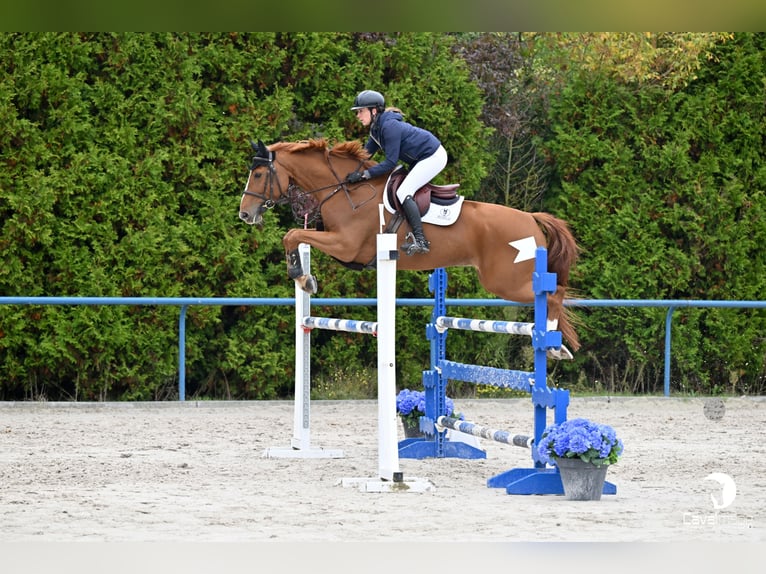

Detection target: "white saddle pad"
[382, 181, 465, 227]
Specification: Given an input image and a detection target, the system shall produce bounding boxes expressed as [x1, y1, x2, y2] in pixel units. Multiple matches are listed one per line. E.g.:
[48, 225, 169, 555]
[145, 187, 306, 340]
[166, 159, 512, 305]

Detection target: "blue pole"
[179, 305, 188, 401]
[664, 307, 675, 397]
[428, 268, 448, 456]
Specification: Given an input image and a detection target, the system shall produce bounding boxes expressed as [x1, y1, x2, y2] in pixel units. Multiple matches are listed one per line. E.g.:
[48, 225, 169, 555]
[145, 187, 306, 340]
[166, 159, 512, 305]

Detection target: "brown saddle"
[386, 168, 460, 215]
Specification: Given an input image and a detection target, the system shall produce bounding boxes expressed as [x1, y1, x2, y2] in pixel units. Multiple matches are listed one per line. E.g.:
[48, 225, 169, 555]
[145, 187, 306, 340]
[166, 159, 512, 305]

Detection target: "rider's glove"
[345, 170, 366, 184]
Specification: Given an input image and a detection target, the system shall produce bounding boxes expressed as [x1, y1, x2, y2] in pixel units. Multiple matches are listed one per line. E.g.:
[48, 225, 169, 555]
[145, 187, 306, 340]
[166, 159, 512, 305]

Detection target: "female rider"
[346, 89, 448, 256]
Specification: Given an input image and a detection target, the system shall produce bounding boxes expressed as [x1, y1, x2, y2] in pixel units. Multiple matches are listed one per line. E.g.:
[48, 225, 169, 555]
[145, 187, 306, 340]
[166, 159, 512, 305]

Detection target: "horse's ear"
[257, 140, 269, 157]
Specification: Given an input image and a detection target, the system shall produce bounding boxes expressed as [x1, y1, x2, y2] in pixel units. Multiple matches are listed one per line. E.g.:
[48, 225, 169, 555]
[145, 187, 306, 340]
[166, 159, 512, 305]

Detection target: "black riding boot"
[400, 196, 430, 255]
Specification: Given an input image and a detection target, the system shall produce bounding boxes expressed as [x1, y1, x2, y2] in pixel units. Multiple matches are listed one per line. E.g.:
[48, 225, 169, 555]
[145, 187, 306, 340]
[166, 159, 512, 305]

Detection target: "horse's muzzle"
[239, 210, 263, 227]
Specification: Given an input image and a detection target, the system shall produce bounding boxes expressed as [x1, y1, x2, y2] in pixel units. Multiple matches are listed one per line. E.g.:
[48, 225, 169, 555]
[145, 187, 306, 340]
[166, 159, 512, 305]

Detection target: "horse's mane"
[270, 138, 371, 161]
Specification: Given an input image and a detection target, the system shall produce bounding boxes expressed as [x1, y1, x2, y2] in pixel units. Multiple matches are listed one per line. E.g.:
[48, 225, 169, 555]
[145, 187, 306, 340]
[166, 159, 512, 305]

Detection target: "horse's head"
[239, 139, 290, 227]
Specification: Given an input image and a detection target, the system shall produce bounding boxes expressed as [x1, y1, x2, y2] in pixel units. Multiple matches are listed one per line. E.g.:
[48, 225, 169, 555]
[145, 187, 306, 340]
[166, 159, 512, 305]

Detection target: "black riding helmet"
[351, 90, 385, 112]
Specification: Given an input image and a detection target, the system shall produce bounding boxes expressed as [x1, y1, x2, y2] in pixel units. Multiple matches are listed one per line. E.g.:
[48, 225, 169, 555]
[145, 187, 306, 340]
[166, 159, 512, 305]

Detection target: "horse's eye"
[253, 172, 263, 179]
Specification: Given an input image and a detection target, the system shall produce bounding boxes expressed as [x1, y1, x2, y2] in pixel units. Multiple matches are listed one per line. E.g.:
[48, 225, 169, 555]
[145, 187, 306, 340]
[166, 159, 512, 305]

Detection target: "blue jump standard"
[398, 247, 616, 496]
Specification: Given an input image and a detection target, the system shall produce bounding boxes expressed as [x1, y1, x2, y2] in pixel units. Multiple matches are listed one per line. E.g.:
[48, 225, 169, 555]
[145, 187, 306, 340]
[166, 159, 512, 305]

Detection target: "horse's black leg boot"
[287, 249, 304, 279]
[400, 196, 430, 255]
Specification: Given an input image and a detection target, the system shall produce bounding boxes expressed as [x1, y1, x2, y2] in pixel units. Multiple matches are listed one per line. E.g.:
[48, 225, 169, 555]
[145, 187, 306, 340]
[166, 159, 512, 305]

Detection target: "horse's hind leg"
[476, 272, 571, 359]
[286, 248, 317, 294]
[546, 286, 575, 360]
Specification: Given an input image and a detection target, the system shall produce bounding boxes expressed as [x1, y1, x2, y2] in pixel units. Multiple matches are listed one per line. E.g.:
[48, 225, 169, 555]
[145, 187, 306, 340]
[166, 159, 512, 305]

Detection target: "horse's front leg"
[283, 228, 373, 294]
[286, 246, 317, 294]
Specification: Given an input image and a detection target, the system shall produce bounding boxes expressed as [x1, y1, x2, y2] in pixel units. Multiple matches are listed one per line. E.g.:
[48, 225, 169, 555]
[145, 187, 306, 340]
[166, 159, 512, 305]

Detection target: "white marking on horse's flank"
[509, 236, 537, 263]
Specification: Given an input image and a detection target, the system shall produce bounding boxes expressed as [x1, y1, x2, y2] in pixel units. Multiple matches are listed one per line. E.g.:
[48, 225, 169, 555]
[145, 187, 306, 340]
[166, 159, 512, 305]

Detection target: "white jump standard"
[266, 229, 432, 491]
[338, 232, 432, 492]
[262, 242, 345, 459]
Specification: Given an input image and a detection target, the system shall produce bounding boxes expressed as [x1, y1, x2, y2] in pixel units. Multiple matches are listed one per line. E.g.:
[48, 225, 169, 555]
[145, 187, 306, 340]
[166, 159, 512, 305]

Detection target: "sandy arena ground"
[1, 397, 763, 571]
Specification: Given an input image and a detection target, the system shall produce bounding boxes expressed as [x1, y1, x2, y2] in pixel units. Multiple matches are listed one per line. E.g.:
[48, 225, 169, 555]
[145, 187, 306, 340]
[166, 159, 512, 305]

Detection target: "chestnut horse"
[239, 138, 580, 357]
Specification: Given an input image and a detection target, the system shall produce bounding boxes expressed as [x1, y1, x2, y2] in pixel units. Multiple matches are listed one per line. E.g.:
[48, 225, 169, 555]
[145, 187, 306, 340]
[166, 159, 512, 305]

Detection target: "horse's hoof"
[547, 345, 574, 361]
[305, 274, 318, 294]
[296, 274, 318, 295]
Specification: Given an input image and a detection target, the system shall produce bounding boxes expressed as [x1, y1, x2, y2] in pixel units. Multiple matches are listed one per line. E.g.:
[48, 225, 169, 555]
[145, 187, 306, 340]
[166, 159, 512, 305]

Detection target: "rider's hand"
[345, 171, 366, 184]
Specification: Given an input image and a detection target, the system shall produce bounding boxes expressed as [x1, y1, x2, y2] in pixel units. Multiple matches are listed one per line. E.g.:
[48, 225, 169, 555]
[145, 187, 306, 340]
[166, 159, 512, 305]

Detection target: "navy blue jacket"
[363, 110, 441, 179]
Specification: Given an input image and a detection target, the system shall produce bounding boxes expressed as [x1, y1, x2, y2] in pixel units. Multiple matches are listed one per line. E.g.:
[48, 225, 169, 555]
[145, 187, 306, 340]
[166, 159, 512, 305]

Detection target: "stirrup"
[402, 232, 430, 256]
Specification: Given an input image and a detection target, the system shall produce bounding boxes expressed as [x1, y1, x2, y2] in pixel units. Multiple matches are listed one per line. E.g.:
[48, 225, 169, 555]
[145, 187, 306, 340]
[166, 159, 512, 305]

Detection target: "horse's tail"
[532, 212, 581, 352]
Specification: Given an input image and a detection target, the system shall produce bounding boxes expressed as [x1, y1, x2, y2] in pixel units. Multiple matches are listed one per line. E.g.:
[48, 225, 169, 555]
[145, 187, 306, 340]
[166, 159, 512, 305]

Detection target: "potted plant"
[396, 388, 461, 438]
[537, 417, 624, 500]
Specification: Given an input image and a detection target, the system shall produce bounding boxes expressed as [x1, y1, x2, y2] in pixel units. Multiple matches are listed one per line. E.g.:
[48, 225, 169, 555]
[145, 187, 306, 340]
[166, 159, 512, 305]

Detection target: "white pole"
[339, 227, 432, 491]
[292, 242, 311, 450]
[376, 232, 400, 480]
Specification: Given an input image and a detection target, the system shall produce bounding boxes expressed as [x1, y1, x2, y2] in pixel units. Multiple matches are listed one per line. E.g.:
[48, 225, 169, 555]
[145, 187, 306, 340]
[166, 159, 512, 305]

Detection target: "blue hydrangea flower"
[395, 389, 461, 425]
[445, 396, 455, 417]
[536, 417, 623, 466]
[395, 389, 421, 416]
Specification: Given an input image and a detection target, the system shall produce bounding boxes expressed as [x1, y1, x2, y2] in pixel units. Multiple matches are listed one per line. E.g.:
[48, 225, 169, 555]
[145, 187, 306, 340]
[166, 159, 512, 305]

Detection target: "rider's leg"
[400, 195, 430, 255]
[395, 145, 447, 255]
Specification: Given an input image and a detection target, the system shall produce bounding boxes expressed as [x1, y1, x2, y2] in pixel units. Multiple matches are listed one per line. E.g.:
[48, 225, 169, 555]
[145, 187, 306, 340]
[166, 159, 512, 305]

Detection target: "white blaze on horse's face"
[239, 171, 254, 224]
[239, 169, 265, 227]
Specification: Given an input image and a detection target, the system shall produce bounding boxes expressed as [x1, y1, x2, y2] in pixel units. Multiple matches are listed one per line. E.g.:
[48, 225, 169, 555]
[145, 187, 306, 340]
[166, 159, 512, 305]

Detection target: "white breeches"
[395, 145, 448, 203]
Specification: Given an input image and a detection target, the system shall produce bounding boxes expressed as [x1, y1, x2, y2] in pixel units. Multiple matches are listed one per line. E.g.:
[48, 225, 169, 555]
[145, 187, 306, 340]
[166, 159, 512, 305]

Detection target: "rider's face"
[355, 107, 372, 127]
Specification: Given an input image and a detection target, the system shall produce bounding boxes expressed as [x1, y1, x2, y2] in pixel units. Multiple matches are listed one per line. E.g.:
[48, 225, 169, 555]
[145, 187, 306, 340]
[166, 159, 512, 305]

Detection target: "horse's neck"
[286, 152, 365, 196]
[291, 153, 382, 225]
[282, 152, 335, 190]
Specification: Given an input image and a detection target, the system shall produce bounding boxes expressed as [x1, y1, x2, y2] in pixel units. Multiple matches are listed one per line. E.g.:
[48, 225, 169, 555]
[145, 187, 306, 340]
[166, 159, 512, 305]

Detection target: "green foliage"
[452, 33, 552, 209]
[541, 32, 766, 395]
[0, 32, 490, 400]
[311, 365, 378, 400]
[3, 32, 764, 400]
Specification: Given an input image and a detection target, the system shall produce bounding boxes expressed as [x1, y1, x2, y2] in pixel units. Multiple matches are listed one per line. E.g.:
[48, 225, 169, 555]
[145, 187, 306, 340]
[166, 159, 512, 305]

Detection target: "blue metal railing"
[565, 299, 766, 395]
[1, 296, 764, 399]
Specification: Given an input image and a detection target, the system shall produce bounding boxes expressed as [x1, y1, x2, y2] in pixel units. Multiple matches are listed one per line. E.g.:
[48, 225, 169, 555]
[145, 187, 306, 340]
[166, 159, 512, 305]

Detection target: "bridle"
[241, 148, 370, 220]
[241, 152, 285, 210]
